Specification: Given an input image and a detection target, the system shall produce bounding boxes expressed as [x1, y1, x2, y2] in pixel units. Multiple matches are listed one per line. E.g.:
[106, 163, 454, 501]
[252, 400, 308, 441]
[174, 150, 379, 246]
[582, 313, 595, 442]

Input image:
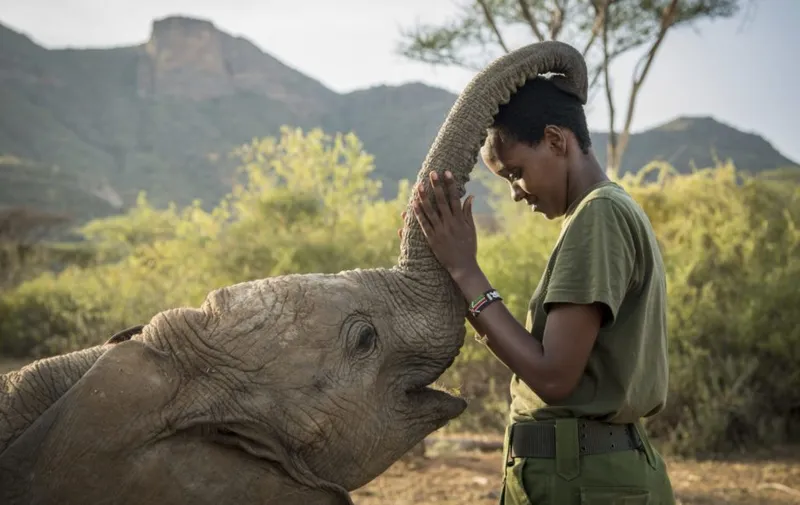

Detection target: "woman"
[405, 76, 677, 504]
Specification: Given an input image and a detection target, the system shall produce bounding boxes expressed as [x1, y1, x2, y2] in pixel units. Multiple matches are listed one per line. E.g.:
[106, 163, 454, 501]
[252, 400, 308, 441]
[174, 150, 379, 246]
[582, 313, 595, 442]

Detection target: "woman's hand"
[408, 170, 478, 281]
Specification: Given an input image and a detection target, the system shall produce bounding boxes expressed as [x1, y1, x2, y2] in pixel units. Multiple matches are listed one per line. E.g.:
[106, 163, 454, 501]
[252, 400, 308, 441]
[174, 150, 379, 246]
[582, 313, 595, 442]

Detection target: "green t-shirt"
[508, 181, 669, 424]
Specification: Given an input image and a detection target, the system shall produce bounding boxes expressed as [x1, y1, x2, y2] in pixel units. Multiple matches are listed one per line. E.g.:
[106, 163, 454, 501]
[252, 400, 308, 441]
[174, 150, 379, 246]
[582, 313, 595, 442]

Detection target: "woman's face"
[480, 127, 570, 220]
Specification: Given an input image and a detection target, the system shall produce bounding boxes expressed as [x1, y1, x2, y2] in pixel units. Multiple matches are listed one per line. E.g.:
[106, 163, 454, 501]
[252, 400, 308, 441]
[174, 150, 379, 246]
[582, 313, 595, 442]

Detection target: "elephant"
[0, 40, 587, 505]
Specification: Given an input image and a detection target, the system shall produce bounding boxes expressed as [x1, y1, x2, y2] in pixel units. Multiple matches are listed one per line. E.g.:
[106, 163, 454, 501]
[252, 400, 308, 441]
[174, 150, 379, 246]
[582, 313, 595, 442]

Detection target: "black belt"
[510, 419, 644, 458]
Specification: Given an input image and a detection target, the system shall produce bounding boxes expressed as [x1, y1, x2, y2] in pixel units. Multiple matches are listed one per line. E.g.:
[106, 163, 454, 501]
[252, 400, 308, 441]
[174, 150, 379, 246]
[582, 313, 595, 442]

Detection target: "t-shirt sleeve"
[543, 197, 637, 328]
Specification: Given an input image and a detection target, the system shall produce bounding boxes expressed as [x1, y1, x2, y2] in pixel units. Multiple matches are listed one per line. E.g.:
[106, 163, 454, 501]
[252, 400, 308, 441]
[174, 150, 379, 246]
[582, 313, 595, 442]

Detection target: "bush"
[1, 128, 798, 457]
[626, 162, 800, 455]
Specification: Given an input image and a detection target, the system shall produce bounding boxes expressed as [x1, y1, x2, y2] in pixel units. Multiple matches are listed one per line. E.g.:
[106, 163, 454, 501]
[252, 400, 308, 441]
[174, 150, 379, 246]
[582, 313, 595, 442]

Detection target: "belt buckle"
[626, 423, 643, 450]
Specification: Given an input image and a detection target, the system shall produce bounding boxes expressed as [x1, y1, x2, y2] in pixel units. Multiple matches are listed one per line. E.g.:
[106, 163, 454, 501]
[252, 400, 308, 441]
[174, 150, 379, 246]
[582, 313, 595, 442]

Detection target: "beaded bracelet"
[469, 289, 503, 317]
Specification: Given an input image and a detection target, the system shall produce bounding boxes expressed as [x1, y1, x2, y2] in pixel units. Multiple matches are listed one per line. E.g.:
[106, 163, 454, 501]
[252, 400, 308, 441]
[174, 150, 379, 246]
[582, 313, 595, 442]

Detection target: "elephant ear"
[0, 340, 180, 483]
[104, 324, 146, 344]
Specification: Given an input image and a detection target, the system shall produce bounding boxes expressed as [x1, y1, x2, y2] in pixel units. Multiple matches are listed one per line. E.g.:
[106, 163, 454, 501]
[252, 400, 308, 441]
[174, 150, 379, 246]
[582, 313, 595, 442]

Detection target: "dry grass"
[353, 437, 800, 505]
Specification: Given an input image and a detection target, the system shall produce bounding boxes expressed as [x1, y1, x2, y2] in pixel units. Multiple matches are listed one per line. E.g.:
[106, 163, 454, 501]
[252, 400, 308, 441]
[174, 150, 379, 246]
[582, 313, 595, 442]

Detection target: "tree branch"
[516, 0, 546, 41]
[549, 0, 567, 39]
[600, 0, 618, 178]
[582, 8, 603, 56]
[477, 0, 511, 52]
[616, 0, 679, 168]
[588, 62, 603, 91]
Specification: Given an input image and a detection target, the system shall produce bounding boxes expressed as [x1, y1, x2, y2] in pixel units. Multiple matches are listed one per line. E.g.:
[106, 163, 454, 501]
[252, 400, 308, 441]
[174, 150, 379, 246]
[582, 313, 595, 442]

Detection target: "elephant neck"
[166, 419, 355, 505]
[164, 432, 356, 505]
[250, 461, 354, 505]
[0, 344, 110, 454]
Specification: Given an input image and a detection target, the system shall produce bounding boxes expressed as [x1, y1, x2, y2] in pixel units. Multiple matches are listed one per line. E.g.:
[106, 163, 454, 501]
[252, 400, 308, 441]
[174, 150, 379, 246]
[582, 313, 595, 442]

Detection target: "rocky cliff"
[136, 16, 334, 119]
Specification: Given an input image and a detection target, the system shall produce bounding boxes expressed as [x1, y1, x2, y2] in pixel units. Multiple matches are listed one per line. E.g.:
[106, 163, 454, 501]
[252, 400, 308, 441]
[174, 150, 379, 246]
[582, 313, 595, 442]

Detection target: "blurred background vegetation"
[1, 126, 798, 459]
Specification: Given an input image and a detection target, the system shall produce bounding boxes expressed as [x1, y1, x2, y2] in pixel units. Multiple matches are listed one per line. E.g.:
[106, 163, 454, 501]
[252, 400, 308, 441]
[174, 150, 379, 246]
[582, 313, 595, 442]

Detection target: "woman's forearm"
[451, 263, 565, 403]
[466, 312, 487, 338]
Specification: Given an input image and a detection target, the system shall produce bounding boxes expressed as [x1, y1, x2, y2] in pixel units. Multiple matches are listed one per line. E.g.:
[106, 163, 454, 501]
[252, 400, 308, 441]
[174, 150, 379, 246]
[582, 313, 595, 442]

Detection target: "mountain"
[0, 16, 796, 225]
[590, 116, 798, 177]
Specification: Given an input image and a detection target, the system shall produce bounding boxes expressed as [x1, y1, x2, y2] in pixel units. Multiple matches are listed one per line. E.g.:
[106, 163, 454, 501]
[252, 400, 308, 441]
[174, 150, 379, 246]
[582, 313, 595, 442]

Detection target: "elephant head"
[0, 41, 587, 505]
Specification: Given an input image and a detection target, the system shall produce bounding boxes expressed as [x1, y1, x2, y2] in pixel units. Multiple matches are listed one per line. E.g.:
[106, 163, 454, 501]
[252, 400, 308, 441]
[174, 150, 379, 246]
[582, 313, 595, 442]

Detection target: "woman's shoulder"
[563, 182, 659, 266]
[583, 181, 634, 206]
[573, 182, 649, 227]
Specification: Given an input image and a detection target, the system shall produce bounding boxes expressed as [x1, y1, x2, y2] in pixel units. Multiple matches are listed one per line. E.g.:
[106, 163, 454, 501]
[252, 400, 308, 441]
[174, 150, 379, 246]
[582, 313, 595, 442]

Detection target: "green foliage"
[1, 127, 798, 458]
[622, 161, 800, 455]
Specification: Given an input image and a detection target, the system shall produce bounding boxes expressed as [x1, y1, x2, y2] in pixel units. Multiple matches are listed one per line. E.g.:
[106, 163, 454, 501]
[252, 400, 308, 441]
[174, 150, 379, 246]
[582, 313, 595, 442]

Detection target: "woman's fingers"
[429, 172, 452, 220]
[443, 171, 463, 218]
[412, 198, 435, 240]
[402, 172, 470, 240]
[417, 183, 442, 230]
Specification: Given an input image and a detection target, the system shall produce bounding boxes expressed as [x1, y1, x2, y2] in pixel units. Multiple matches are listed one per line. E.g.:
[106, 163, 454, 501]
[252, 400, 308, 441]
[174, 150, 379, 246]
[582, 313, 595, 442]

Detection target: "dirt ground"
[353, 438, 800, 505]
[3, 359, 798, 504]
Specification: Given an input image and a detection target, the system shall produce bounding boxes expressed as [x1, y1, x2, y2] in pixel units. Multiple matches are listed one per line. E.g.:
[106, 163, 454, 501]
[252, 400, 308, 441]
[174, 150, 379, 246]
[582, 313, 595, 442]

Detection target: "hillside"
[0, 16, 796, 224]
[590, 116, 798, 177]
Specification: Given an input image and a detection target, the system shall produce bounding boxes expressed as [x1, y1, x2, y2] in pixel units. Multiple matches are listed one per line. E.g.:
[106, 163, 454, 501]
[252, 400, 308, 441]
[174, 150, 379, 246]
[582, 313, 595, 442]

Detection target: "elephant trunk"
[395, 41, 588, 288]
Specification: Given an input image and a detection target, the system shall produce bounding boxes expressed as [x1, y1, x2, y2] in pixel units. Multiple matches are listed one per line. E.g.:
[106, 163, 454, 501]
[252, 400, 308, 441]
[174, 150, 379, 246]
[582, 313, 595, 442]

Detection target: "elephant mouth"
[404, 353, 466, 419]
[405, 353, 456, 392]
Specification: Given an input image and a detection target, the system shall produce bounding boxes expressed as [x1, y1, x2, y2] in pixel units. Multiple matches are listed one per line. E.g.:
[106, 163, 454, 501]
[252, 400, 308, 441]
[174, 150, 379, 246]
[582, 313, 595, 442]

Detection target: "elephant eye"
[342, 314, 378, 357]
[355, 324, 377, 353]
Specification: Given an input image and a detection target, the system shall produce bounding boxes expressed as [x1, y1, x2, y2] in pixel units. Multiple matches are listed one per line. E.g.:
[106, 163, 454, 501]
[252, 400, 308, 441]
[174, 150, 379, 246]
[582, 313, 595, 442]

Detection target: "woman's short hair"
[490, 76, 592, 154]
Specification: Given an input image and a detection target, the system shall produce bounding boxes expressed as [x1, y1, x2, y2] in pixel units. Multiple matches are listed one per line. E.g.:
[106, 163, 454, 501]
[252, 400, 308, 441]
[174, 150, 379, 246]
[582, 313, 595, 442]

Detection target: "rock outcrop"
[136, 16, 334, 116]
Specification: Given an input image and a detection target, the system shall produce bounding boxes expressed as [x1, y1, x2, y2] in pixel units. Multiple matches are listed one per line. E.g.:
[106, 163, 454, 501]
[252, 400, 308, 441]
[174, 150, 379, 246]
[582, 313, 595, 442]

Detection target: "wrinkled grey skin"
[0, 41, 587, 505]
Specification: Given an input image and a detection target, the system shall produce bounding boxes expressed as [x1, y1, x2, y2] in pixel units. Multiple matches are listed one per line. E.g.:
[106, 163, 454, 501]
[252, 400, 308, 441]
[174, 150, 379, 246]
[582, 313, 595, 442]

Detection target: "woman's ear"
[543, 125, 568, 157]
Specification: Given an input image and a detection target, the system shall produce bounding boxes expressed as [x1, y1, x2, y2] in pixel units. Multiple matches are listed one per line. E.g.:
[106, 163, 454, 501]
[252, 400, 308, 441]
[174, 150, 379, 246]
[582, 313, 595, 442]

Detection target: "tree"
[0, 206, 71, 291]
[396, 0, 746, 178]
[229, 126, 383, 230]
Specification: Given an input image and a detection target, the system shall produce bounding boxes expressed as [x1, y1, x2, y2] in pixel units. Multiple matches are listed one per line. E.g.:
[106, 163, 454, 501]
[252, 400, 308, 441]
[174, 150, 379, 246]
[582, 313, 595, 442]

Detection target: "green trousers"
[499, 419, 676, 505]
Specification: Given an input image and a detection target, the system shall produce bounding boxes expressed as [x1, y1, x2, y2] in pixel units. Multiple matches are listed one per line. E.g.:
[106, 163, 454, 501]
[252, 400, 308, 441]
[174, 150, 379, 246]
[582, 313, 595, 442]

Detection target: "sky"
[1, 0, 798, 162]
